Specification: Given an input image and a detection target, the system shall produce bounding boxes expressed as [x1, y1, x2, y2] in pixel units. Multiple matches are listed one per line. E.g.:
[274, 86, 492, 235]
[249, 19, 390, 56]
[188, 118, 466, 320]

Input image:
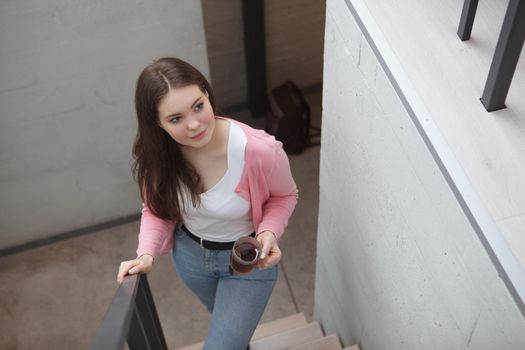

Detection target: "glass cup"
[229, 236, 261, 274]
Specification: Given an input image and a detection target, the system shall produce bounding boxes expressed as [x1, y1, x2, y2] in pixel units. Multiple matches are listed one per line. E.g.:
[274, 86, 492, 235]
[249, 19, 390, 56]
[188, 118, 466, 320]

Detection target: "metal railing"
[91, 274, 168, 350]
[458, 0, 525, 112]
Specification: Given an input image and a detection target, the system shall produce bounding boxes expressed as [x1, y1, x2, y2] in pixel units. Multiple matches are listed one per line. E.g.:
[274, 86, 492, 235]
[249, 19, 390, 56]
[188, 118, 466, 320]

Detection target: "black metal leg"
[458, 0, 479, 41]
[481, 0, 525, 112]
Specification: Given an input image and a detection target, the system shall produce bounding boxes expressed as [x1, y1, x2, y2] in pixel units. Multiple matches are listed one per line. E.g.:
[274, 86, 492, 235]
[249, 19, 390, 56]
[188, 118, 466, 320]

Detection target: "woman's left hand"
[256, 230, 282, 269]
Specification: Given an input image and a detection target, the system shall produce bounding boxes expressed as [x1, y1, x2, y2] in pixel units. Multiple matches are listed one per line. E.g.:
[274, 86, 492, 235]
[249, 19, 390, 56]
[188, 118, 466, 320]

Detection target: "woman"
[116, 57, 298, 349]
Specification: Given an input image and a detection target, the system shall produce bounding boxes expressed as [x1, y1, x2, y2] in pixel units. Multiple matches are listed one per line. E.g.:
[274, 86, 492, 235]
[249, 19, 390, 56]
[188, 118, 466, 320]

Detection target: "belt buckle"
[200, 237, 204, 249]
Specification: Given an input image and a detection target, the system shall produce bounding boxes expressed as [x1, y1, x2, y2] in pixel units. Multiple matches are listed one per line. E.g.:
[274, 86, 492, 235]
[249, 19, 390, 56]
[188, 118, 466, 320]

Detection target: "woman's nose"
[187, 117, 199, 130]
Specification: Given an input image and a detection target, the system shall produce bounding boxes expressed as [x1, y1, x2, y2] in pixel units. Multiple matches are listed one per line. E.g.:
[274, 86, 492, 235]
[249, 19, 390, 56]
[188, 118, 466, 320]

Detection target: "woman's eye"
[170, 116, 181, 123]
[195, 102, 204, 111]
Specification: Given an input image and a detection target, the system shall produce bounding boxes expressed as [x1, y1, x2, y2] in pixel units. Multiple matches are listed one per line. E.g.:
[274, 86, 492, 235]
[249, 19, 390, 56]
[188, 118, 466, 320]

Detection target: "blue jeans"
[172, 225, 278, 350]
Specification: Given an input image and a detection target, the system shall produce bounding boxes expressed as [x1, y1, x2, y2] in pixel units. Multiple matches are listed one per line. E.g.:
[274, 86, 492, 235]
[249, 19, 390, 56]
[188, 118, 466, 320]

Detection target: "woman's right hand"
[116, 254, 154, 284]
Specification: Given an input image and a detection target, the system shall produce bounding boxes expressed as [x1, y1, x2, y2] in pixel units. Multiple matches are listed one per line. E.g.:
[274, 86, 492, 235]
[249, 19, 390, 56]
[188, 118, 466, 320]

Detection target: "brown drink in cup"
[229, 236, 261, 274]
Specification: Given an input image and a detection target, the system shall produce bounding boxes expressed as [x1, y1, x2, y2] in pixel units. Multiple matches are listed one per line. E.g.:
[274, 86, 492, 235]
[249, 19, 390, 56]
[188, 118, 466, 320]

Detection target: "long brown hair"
[132, 57, 216, 221]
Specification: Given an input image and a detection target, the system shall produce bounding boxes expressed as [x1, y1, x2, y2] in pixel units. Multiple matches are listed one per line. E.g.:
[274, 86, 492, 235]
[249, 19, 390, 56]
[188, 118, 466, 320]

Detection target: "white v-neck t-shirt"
[182, 121, 254, 241]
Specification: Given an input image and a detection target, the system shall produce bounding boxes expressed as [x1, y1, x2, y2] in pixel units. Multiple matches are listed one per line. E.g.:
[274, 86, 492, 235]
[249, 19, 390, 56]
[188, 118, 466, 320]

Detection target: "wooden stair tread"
[176, 313, 307, 350]
[343, 345, 360, 350]
[252, 313, 308, 340]
[249, 322, 324, 350]
[286, 334, 342, 350]
[177, 341, 203, 350]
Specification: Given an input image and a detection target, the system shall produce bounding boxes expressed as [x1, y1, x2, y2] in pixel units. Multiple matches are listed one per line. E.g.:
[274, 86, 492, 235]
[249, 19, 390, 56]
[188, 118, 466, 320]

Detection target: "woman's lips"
[191, 129, 206, 141]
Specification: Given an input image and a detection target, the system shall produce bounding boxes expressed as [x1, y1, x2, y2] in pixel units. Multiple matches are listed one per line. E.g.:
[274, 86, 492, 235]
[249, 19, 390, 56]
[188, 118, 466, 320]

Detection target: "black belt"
[180, 225, 255, 250]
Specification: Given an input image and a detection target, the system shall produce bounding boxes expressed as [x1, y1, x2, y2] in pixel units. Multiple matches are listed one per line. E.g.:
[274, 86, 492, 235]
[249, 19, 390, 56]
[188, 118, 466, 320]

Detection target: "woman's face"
[157, 84, 215, 149]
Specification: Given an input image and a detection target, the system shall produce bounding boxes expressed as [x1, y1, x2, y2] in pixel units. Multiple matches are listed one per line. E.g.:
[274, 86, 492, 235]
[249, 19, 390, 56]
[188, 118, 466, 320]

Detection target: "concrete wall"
[265, 0, 325, 89]
[0, 0, 209, 249]
[201, 0, 247, 111]
[314, 0, 525, 349]
[200, 0, 325, 110]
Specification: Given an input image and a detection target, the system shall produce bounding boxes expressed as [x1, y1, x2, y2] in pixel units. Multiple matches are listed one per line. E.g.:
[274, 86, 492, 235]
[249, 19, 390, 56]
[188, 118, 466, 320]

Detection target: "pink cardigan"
[136, 118, 298, 259]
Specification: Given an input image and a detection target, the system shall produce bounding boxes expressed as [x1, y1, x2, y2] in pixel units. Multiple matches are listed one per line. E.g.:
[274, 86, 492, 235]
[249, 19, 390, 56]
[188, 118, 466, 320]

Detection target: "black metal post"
[91, 275, 139, 350]
[91, 274, 167, 350]
[127, 307, 150, 350]
[242, 0, 267, 117]
[129, 274, 168, 350]
[480, 0, 525, 112]
[457, 0, 479, 41]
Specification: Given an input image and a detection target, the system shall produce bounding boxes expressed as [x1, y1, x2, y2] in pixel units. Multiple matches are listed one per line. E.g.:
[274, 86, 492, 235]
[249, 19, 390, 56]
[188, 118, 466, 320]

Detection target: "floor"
[0, 91, 323, 350]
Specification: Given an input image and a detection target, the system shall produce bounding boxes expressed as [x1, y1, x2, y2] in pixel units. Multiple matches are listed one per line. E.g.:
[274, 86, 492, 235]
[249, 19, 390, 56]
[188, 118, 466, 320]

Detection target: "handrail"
[91, 274, 168, 350]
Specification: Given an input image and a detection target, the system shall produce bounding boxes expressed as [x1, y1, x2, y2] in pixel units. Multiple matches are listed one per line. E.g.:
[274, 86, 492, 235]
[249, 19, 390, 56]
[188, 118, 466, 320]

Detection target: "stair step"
[177, 341, 203, 350]
[252, 313, 308, 341]
[176, 313, 307, 350]
[249, 322, 324, 350]
[286, 334, 342, 350]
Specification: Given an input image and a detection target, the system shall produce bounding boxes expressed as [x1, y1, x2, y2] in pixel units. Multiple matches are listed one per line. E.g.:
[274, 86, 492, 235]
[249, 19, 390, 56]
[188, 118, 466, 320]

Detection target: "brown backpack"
[265, 81, 320, 154]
